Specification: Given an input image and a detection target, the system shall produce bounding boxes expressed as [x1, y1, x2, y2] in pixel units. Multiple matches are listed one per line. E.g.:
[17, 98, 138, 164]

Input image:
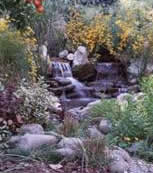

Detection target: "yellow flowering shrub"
[66, 12, 114, 56]
[66, 0, 153, 62]
[0, 18, 9, 32]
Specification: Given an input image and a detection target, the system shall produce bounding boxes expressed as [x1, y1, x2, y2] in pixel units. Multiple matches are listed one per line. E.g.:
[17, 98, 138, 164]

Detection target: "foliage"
[66, 11, 113, 57]
[6, 145, 63, 163]
[0, 83, 23, 141]
[81, 138, 108, 168]
[0, 18, 38, 82]
[66, 0, 153, 63]
[15, 77, 60, 126]
[31, 0, 70, 56]
[90, 75, 153, 161]
[57, 115, 80, 137]
[0, 0, 35, 30]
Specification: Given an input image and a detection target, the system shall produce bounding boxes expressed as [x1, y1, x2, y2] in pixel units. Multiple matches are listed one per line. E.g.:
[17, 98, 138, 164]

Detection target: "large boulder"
[72, 63, 96, 81]
[9, 134, 58, 151]
[73, 46, 89, 67]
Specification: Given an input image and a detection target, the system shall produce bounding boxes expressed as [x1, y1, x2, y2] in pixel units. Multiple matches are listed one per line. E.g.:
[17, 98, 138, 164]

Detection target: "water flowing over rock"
[88, 62, 128, 97]
[48, 60, 98, 109]
[52, 61, 72, 78]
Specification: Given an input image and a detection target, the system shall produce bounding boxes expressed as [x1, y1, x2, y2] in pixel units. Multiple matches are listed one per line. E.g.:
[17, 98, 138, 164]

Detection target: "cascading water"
[52, 62, 88, 98]
[67, 77, 87, 97]
[52, 62, 72, 77]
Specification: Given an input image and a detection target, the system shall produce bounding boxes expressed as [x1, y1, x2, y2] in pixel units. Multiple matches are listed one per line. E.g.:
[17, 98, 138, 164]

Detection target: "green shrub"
[0, 30, 29, 81]
[90, 75, 153, 161]
[90, 99, 147, 144]
[15, 77, 60, 126]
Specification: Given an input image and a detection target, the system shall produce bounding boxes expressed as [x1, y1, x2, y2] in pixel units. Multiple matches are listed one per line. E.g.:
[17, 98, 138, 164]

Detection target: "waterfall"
[67, 77, 87, 97]
[52, 62, 72, 78]
[52, 61, 88, 98]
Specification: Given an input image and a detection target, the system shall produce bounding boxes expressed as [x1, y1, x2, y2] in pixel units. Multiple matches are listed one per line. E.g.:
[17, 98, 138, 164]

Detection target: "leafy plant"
[0, 0, 35, 30]
[66, 0, 153, 65]
[15, 77, 60, 126]
[90, 75, 153, 161]
[0, 18, 38, 82]
[0, 83, 23, 141]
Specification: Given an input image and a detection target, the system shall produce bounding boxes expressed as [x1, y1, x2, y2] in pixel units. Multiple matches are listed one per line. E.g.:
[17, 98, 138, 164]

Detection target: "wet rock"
[87, 127, 104, 139]
[73, 46, 89, 67]
[67, 99, 100, 120]
[96, 63, 124, 80]
[59, 50, 68, 58]
[19, 124, 44, 135]
[72, 63, 96, 81]
[99, 120, 112, 134]
[46, 80, 59, 88]
[54, 77, 71, 86]
[128, 78, 138, 85]
[88, 80, 114, 92]
[128, 85, 140, 93]
[49, 84, 75, 95]
[65, 98, 98, 111]
[9, 134, 58, 151]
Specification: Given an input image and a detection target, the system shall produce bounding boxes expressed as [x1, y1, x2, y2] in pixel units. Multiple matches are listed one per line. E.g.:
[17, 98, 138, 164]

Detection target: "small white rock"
[59, 50, 69, 58]
[67, 53, 74, 61]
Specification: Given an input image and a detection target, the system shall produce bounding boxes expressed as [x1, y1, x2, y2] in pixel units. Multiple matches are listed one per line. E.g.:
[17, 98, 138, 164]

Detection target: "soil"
[0, 159, 109, 173]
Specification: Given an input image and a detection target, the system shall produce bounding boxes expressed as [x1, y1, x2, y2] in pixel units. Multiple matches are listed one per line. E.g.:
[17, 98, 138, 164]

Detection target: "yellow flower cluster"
[66, 13, 114, 56]
[0, 18, 9, 32]
[66, 7, 153, 60]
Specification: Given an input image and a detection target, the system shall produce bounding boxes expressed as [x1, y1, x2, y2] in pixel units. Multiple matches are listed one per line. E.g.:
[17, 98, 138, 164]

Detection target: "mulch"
[0, 159, 110, 173]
